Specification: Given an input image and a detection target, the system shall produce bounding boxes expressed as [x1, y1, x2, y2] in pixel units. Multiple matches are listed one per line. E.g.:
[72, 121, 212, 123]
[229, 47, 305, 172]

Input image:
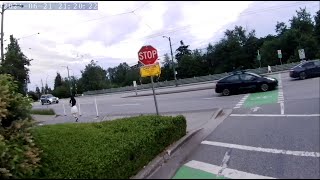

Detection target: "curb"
[131, 128, 203, 179]
[124, 85, 215, 98]
[212, 108, 224, 119]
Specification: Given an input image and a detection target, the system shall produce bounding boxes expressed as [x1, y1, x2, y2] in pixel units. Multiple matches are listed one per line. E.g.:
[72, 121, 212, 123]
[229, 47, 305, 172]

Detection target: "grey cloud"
[64, 13, 140, 47]
[210, 1, 319, 41]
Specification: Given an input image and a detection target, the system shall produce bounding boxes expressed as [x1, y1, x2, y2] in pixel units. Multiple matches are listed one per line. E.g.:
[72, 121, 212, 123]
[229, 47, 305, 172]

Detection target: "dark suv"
[40, 94, 59, 105]
[289, 60, 320, 80]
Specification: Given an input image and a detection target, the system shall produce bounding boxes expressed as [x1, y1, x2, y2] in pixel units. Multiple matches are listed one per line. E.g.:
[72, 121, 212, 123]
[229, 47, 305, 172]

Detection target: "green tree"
[35, 86, 41, 99]
[175, 40, 192, 63]
[54, 72, 63, 89]
[159, 53, 174, 81]
[275, 21, 288, 35]
[0, 35, 31, 95]
[80, 60, 107, 91]
[314, 10, 320, 58]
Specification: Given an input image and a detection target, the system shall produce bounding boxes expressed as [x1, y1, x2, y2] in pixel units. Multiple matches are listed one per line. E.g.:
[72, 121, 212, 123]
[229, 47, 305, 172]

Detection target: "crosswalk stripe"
[201, 140, 320, 158]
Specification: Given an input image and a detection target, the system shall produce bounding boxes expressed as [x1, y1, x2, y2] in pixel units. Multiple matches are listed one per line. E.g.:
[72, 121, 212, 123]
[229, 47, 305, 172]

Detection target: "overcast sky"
[2, 1, 319, 90]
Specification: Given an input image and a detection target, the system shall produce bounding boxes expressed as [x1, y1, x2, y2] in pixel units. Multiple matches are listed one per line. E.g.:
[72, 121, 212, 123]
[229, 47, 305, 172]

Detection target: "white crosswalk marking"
[234, 94, 250, 109]
[201, 140, 320, 158]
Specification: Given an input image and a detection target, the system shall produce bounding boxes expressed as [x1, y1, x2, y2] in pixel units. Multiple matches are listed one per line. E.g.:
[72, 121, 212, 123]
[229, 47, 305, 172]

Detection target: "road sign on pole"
[138, 45, 158, 65]
[277, 50, 282, 59]
[298, 49, 305, 60]
[133, 81, 138, 96]
[277, 50, 282, 65]
[257, 50, 261, 68]
[140, 62, 161, 77]
[138, 45, 160, 115]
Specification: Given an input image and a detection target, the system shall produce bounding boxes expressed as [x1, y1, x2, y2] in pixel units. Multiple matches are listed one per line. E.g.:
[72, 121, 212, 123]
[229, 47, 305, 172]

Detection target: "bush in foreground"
[0, 74, 42, 178]
[32, 115, 187, 179]
[30, 109, 55, 115]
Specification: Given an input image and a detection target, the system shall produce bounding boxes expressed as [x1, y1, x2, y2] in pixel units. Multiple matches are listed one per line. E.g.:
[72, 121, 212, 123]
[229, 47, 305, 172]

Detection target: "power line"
[5, 2, 148, 42]
[12, 1, 316, 48]
[117, 1, 318, 43]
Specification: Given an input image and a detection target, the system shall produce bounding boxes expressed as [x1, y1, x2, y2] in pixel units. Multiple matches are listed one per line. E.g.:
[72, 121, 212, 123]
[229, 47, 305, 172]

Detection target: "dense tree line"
[49, 8, 320, 98]
[1, 8, 319, 99]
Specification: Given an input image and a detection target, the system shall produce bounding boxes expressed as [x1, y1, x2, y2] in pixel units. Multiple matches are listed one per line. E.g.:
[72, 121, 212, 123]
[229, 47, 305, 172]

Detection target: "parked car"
[40, 94, 59, 105]
[215, 70, 278, 96]
[289, 60, 320, 80]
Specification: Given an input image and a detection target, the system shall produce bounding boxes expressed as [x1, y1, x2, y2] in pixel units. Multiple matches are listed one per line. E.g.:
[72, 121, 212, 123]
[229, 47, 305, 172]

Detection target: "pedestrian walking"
[70, 95, 79, 122]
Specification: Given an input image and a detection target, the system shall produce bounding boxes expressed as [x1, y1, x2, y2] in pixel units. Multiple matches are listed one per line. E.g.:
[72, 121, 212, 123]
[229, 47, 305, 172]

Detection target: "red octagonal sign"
[138, 45, 158, 65]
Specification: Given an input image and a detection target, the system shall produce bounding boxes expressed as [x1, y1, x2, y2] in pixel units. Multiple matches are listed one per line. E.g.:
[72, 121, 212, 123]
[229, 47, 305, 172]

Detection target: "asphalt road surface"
[172, 73, 320, 179]
[32, 81, 233, 117]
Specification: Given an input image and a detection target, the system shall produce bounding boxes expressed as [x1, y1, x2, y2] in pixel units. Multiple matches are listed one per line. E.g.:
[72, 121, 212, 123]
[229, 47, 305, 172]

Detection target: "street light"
[61, 65, 72, 96]
[162, 36, 178, 87]
[1, 3, 24, 62]
[45, 75, 49, 94]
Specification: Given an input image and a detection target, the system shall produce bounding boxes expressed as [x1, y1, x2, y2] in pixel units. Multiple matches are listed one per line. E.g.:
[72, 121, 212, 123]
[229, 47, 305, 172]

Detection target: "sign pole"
[150, 76, 159, 115]
[133, 81, 138, 96]
[279, 58, 282, 65]
[257, 50, 261, 68]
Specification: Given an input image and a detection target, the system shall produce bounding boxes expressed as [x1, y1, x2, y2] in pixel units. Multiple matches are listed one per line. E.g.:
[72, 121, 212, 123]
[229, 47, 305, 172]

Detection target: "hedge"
[31, 115, 187, 179]
[30, 109, 55, 115]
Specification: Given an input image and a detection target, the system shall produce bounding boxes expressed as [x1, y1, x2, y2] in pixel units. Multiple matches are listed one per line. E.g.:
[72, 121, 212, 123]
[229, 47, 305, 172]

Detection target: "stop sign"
[138, 45, 158, 65]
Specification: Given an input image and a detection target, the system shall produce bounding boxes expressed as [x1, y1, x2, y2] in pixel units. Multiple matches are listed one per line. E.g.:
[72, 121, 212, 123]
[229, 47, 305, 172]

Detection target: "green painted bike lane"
[173, 165, 228, 179]
[172, 74, 282, 179]
[243, 74, 280, 108]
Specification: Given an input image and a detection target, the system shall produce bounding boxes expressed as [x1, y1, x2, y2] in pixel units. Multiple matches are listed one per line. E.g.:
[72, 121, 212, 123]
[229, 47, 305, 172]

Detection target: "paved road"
[32, 81, 236, 117]
[172, 73, 320, 179]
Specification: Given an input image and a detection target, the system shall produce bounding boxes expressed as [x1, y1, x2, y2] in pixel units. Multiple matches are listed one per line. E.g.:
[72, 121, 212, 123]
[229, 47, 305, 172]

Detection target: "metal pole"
[259, 60, 261, 68]
[78, 100, 81, 116]
[66, 66, 72, 96]
[41, 79, 44, 94]
[45, 75, 49, 94]
[0, 4, 23, 63]
[1, 4, 5, 63]
[94, 97, 99, 117]
[168, 37, 178, 87]
[150, 76, 159, 115]
[63, 104, 66, 116]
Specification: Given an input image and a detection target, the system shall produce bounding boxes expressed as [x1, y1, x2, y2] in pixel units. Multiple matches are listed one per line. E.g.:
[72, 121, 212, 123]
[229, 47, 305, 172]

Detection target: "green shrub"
[0, 74, 42, 179]
[0, 119, 42, 179]
[0, 74, 32, 127]
[32, 115, 187, 179]
[30, 109, 55, 115]
[27, 91, 39, 101]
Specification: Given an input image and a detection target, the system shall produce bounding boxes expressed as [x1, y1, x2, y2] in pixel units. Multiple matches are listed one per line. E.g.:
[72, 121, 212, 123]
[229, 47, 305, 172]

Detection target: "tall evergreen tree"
[0, 35, 31, 95]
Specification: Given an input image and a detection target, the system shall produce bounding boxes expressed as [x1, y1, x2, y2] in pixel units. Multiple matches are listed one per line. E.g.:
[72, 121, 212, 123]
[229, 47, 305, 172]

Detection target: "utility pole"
[41, 79, 44, 95]
[1, 4, 4, 63]
[45, 75, 49, 94]
[0, 3, 24, 63]
[62, 66, 72, 96]
[163, 36, 178, 86]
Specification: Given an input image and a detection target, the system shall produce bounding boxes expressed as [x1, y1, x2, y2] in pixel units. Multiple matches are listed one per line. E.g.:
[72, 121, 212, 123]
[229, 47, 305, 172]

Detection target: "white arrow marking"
[251, 106, 261, 112]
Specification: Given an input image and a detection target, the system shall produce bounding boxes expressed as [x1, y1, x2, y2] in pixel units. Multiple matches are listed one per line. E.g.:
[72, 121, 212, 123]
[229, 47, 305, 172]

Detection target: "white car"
[40, 94, 59, 105]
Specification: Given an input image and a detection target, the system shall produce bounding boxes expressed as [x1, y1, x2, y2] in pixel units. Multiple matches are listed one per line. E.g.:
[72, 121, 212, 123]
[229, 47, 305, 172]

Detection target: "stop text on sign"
[138, 45, 158, 65]
[138, 50, 157, 61]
